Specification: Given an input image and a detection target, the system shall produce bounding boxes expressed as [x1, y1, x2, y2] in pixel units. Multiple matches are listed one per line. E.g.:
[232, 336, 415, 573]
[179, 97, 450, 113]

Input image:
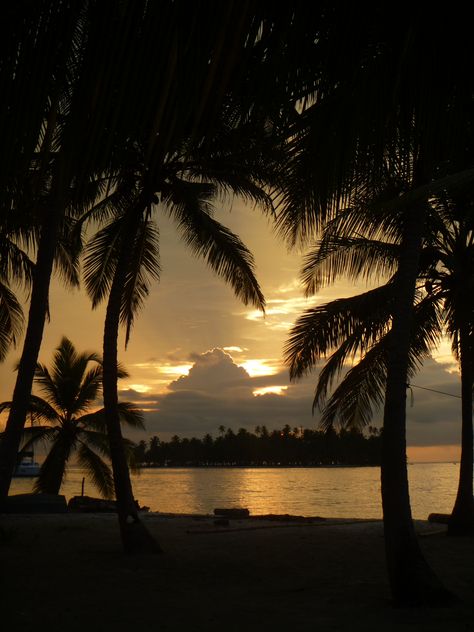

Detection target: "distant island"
[132, 425, 382, 467]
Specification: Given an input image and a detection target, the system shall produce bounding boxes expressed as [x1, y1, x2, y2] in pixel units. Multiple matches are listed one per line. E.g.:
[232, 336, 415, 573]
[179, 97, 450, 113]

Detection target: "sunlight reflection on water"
[10, 462, 460, 520]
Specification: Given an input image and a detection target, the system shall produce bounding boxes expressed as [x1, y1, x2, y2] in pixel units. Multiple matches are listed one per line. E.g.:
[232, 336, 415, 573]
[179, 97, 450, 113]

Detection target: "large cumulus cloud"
[120, 348, 463, 446]
[120, 348, 315, 438]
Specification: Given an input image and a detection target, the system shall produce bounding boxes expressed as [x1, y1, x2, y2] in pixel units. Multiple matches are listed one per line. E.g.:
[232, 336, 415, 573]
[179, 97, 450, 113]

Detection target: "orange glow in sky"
[0, 199, 464, 453]
[407, 445, 460, 463]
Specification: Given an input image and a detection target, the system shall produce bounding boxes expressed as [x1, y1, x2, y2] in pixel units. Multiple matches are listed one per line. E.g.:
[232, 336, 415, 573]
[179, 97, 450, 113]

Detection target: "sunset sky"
[0, 198, 463, 462]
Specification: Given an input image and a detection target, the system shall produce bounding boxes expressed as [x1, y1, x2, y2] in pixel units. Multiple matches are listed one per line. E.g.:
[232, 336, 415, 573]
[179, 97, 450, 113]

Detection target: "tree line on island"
[0, 1, 473, 607]
[133, 426, 382, 468]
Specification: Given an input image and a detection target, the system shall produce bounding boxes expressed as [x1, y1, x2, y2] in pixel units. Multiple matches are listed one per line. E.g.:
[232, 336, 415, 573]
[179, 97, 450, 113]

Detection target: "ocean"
[10, 462, 460, 520]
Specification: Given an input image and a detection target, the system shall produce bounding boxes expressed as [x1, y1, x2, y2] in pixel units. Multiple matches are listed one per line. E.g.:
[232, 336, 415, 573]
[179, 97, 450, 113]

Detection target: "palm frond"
[72, 365, 103, 415]
[76, 441, 115, 499]
[302, 235, 399, 295]
[83, 216, 123, 308]
[74, 177, 139, 234]
[376, 166, 474, 215]
[164, 178, 265, 310]
[52, 217, 82, 288]
[170, 118, 281, 214]
[34, 338, 101, 414]
[317, 293, 444, 430]
[77, 427, 110, 457]
[79, 402, 145, 432]
[117, 402, 145, 429]
[285, 283, 395, 379]
[27, 395, 62, 424]
[116, 362, 129, 379]
[20, 426, 58, 453]
[0, 234, 35, 290]
[313, 320, 388, 411]
[120, 216, 160, 346]
[33, 364, 61, 409]
[319, 340, 388, 431]
[409, 294, 444, 364]
[0, 282, 24, 360]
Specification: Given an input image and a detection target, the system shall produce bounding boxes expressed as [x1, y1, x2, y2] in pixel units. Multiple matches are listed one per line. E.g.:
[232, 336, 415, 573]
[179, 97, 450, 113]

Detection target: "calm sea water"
[10, 462, 460, 520]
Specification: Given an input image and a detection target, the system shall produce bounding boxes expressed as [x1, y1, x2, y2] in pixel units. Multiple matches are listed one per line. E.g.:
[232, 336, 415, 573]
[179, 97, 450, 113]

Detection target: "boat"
[13, 451, 40, 477]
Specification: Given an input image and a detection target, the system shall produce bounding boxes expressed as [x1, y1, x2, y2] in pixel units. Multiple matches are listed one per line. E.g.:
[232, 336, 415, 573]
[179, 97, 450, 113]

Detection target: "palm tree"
[0, 337, 143, 497]
[276, 7, 474, 604]
[0, 4, 87, 500]
[0, 3, 309, 554]
[0, 1, 272, 503]
[285, 194, 474, 534]
[81, 128, 274, 551]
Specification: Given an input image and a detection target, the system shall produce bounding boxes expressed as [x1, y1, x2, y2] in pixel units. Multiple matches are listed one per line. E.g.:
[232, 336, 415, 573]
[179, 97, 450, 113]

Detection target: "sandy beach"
[2, 513, 474, 631]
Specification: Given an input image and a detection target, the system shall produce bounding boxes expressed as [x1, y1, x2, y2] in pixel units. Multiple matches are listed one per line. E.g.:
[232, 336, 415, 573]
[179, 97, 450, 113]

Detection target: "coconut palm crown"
[0, 337, 143, 498]
[285, 194, 474, 533]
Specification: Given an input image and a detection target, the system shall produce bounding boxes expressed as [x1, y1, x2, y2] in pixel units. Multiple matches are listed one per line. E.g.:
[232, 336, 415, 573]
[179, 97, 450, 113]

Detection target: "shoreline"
[3, 512, 473, 630]
[9, 463, 458, 521]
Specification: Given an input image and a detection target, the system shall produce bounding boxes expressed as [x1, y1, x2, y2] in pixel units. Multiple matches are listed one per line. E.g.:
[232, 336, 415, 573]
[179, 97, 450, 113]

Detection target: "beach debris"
[253, 514, 325, 523]
[213, 507, 250, 519]
[68, 496, 117, 513]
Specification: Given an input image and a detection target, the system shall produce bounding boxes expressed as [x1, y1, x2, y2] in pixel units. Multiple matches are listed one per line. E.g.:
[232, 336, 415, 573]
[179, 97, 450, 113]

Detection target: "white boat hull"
[13, 463, 40, 477]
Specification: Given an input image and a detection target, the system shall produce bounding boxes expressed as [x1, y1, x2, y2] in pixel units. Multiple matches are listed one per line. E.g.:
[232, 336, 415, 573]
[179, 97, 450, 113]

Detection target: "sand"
[1, 513, 474, 631]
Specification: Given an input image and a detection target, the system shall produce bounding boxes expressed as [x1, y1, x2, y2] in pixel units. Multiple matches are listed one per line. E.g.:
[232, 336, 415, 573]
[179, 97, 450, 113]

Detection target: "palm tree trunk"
[102, 214, 161, 554]
[381, 205, 451, 605]
[0, 205, 61, 502]
[33, 426, 76, 497]
[448, 325, 474, 535]
[42, 477, 63, 496]
[0, 63, 72, 502]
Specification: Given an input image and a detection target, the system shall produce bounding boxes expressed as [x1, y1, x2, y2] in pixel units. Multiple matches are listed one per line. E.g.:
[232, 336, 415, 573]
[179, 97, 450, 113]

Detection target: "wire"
[406, 382, 461, 399]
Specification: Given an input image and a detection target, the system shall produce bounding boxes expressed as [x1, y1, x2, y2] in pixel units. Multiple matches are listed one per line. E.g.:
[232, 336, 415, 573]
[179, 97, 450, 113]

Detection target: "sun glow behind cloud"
[253, 385, 288, 397]
[126, 384, 151, 393]
[238, 358, 280, 377]
[433, 338, 458, 373]
[158, 363, 193, 377]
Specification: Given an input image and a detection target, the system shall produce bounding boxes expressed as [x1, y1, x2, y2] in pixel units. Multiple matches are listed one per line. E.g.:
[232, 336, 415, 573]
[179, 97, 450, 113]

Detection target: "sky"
[0, 198, 464, 462]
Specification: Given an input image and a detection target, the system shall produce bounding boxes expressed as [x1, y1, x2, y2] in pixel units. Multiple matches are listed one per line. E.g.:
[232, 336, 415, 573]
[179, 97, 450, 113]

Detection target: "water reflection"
[10, 463, 459, 520]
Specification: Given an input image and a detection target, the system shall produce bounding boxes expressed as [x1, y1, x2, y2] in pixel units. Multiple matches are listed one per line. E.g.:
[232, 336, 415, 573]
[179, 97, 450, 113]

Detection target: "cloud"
[404, 357, 462, 446]
[120, 347, 465, 450]
[120, 347, 315, 439]
[170, 348, 249, 392]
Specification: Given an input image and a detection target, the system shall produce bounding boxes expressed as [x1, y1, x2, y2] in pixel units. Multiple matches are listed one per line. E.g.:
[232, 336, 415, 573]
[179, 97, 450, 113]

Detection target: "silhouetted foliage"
[133, 426, 381, 468]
